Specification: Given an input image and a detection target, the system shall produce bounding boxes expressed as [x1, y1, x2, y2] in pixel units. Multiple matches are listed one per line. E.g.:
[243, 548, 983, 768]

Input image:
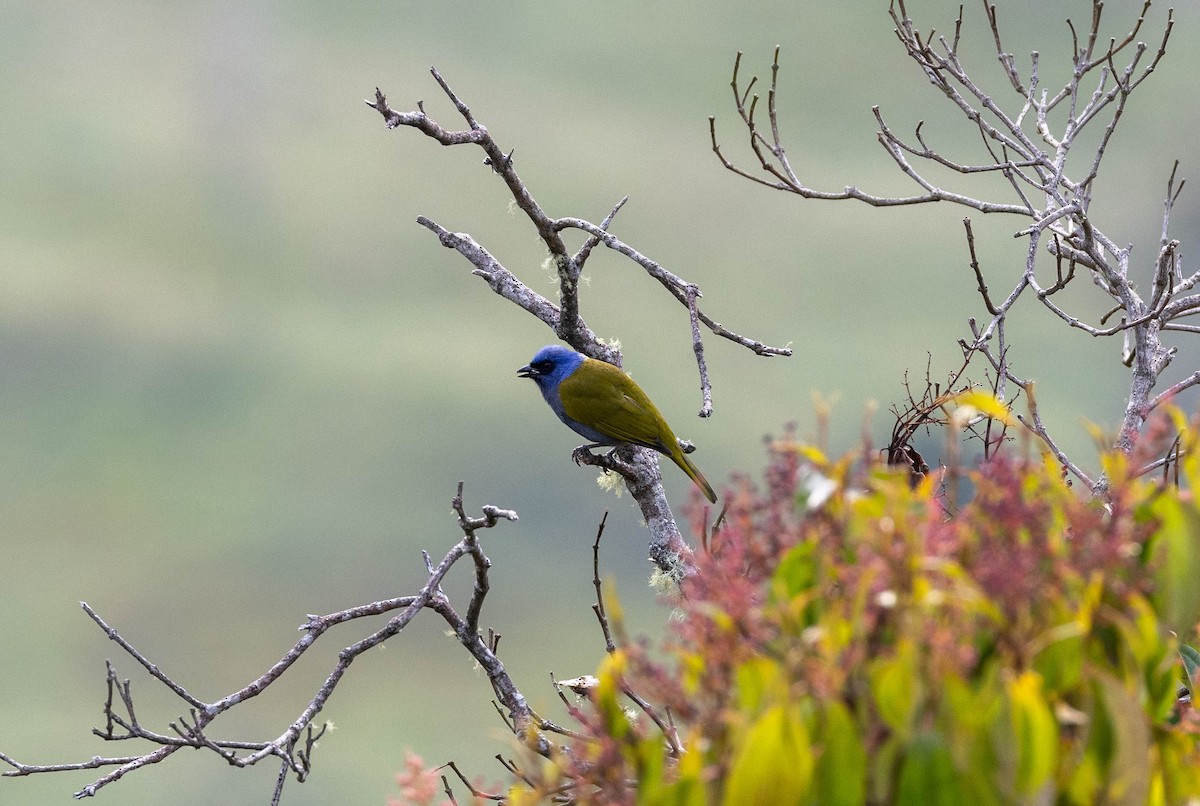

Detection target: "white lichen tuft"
[597, 471, 624, 497]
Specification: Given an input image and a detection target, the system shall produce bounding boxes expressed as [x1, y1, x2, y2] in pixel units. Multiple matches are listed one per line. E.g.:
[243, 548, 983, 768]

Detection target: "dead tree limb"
[712, 1, 1189, 494]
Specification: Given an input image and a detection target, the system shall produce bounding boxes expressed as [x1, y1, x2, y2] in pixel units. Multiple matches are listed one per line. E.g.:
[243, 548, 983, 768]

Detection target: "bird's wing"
[558, 359, 672, 451]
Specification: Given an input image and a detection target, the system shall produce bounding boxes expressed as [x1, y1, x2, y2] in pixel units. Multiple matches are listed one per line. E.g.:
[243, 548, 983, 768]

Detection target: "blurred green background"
[1, 1, 1195, 803]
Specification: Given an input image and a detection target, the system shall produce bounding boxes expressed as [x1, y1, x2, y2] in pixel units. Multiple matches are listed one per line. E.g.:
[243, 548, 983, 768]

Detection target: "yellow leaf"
[953, 390, 1015, 427]
[722, 705, 813, 806]
[735, 657, 784, 717]
[1007, 671, 1057, 796]
[595, 649, 629, 738]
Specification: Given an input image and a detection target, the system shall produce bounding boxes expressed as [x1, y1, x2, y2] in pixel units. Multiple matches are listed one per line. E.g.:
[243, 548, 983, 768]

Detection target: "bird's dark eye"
[533, 361, 550, 372]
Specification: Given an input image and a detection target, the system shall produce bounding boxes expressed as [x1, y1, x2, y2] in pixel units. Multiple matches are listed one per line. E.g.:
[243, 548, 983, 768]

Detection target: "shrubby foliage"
[415, 412, 1200, 805]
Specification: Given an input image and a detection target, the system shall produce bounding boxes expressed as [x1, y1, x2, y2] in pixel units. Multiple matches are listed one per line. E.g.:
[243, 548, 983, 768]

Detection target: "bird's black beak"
[517, 364, 535, 379]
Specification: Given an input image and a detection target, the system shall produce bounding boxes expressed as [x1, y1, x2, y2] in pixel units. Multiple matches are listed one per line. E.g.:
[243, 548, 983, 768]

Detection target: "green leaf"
[870, 641, 919, 737]
[666, 736, 709, 806]
[772, 541, 818, 601]
[1179, 643, 1200, 690]
[1032, 624, 1085, 694]
[1066, 680, 1113, 806]
[940, 672, 1004, 805]
[813, 700, 866, 806]
[636, 734, 708, 806]
[723, 705, 813, 806]
[1148, 494, 1200, 634]
[635, 736, 666, 803]
[942, 669, 1000, 729]
[896, 732, 962, 806]
[1096, 674, 1151, 806]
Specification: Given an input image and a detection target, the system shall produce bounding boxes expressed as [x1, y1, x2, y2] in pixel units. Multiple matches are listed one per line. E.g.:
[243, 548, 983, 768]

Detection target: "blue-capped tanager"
[518, 345, 717, 503]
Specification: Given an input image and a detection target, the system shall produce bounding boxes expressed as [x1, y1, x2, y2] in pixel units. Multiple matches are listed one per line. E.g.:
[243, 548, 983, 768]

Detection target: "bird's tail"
[673, 449, 717, 504]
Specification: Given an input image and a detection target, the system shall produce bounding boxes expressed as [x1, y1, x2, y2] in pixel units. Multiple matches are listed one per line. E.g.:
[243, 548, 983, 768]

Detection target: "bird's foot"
[573, 444, 622, 475]
[572, 445, 599, 467]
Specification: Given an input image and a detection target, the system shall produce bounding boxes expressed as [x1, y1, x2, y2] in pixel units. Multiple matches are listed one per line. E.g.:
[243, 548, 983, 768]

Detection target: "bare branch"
[1005, 374, 1096, 490]
[716, 2, 1185, 491]
[1145, 371, 1200, 415]
[964, 218, 998, 316]
[81, 605, 206, 711]
[688, 286, 714, 418]
[573, 196, 629, 270]
[586, 517, 682, 758]
[1, 486, 537, 799]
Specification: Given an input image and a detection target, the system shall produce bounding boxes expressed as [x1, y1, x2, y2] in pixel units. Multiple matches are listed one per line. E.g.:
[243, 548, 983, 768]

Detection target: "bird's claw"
[571, 446, 595, 466]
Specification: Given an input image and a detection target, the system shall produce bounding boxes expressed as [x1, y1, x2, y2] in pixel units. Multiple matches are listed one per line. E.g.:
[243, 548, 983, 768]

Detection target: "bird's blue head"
[517, 344, 586, 393]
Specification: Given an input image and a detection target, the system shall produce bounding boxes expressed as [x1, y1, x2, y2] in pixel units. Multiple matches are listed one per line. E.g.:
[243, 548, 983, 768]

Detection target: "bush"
[494, 417, 1200, 805]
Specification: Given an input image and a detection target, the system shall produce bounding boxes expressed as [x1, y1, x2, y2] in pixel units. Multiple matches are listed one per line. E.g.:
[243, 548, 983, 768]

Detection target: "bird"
[518, 344, 717, 503]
